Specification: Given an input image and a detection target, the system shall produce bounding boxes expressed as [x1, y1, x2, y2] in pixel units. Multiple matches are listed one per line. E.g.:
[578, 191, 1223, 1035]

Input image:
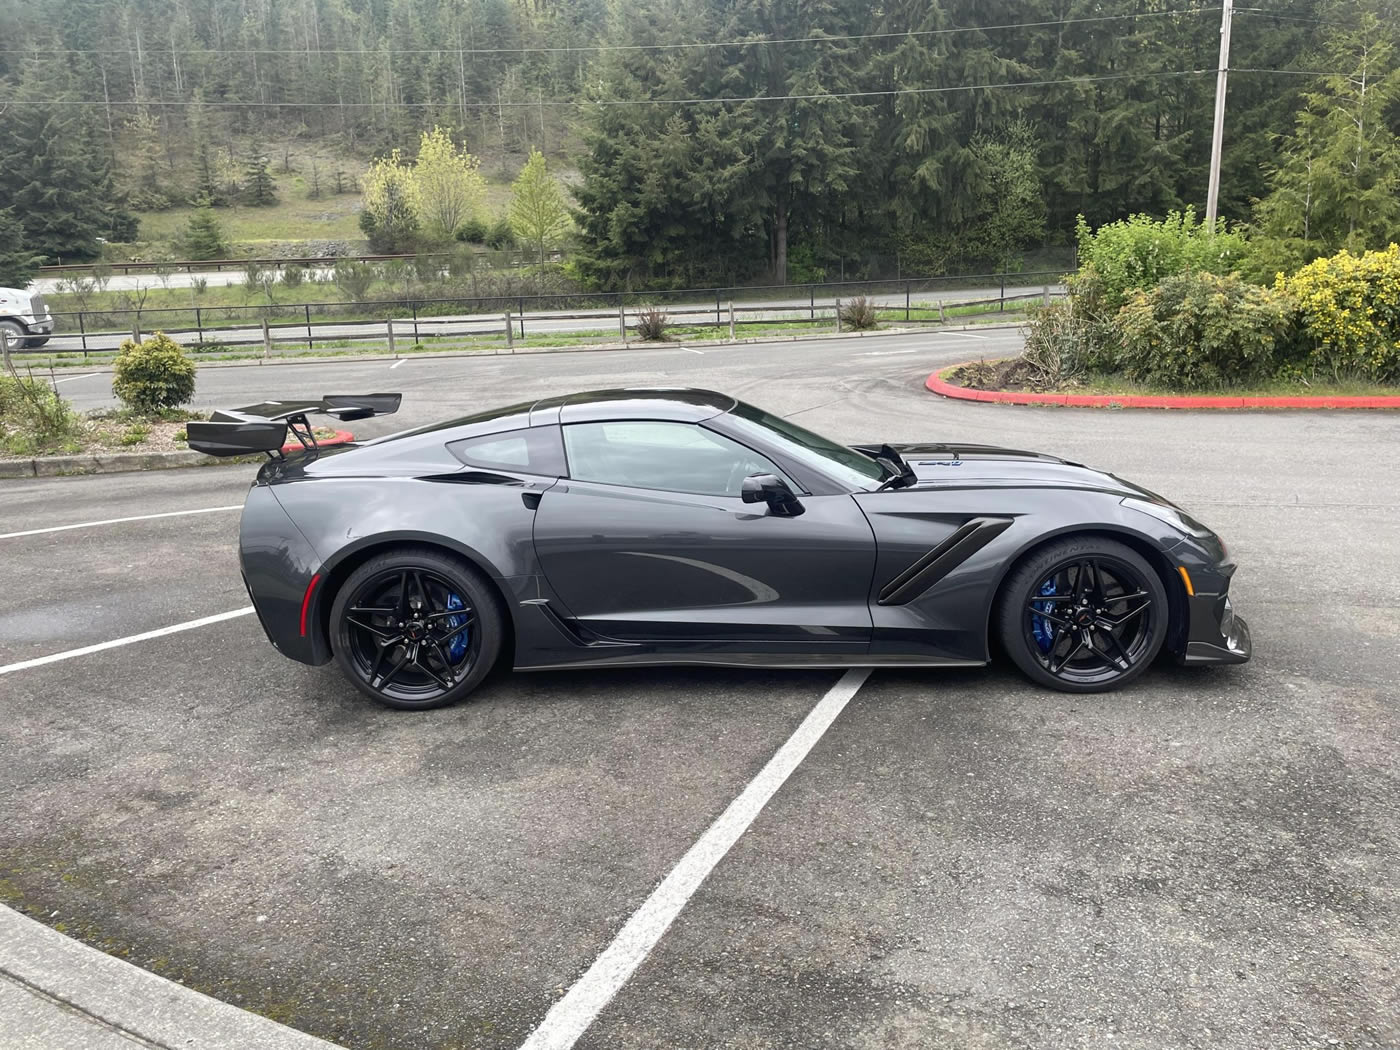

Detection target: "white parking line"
[857, 349, 919, 357]
[391, 358, 408, 369]
[0, 608, 254, 676]
[943, 330, 990, 339]
[677, 346, 704, 355]
[0, 505, 243, 541]
[50, 372, 101, 384]
[517, 668, 871, 1050]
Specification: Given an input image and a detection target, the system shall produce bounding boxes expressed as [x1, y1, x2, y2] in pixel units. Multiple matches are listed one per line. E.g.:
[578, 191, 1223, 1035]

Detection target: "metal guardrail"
[28, 269, 1068, 355]
[37, 248, 561, 277]
[10, 282, 1060, 361]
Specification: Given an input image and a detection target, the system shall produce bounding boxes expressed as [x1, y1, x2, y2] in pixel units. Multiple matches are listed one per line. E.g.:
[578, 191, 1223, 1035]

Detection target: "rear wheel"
[329, 548, 503, 710]
[997, 537, 1168, 693]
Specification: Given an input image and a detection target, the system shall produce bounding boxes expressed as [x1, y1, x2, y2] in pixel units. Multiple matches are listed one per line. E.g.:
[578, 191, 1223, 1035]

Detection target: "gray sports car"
[189, 388, 1251, 710]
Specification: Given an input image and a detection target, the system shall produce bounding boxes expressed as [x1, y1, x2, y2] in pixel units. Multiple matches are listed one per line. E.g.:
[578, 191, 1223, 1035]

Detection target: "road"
[31, 283, 1058, 355]
[4, 330, 1397, 1050]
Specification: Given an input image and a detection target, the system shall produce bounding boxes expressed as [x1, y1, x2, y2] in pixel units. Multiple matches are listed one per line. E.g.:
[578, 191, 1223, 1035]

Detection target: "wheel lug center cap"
[405, 620, 425, 639]
[1075, 609, 1094, 626]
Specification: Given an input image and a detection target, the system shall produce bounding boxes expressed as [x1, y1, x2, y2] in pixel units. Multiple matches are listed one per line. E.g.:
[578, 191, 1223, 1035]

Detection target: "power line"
[0, 68, 1339, 109]
[0, 9, 1214, 57]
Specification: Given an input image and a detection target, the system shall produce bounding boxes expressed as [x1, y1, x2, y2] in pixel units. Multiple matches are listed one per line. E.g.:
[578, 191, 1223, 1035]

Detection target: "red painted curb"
[280, 428, 354, 454]
[925, 367, 1400, 410]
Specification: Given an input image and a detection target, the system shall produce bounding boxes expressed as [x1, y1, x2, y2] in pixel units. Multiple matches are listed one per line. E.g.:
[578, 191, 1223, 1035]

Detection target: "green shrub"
[120, 422, 150, 446]
[838, 296, 879, 330]
[112, 332, 197, 414]
[0, 374, 86, 455]
[486, 217, 517, 250]
[1020, 301, 1094, 387]
[333, 261, 377, 302]
[455, 218, 489, 244]
[1112, 272, 1295, 389]
[1279, 244, 1400, 382]
[1076, 208, 1254, 311]
[280, 264, 306, 288]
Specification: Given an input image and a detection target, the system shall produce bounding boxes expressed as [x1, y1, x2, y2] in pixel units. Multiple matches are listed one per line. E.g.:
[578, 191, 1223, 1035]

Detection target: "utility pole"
[1205, 0, 1235, 231]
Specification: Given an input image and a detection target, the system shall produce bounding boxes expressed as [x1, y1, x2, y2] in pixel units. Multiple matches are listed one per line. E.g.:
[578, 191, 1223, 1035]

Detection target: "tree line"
[0, 0, 1396, 287]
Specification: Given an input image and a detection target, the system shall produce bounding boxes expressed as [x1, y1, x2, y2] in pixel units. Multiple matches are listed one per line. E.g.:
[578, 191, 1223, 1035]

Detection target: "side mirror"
[741, 473, 805, 516]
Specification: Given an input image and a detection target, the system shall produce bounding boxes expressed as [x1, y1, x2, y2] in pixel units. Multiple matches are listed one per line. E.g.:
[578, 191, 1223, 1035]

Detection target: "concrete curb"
[46, 320, 1027, 374]
[0, 904, 343, 1049]
[0, 450, 216, 479]
[926, 364, 1400, 410]
[0, 431, 354, 480]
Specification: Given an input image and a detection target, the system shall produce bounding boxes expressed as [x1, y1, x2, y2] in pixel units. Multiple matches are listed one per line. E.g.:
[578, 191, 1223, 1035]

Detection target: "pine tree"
[180, 202, 229, 260]
[243, 142, 277, 207]
[508, 150, 570, 262]
[1254, 13, 1400, 268]
[0, 210, 43, 288]
[0, 80, 119, 262]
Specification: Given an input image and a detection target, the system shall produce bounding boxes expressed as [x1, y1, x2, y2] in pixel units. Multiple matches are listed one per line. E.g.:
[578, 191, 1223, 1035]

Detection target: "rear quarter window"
[447, 425, 566, 476]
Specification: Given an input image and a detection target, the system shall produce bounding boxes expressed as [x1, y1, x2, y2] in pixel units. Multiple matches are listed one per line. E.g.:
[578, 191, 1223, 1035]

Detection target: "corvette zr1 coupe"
[188, 388, 1251, 710]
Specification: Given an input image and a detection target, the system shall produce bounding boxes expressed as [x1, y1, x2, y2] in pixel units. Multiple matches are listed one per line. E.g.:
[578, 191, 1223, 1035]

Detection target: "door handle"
[521, 491, 542, 510]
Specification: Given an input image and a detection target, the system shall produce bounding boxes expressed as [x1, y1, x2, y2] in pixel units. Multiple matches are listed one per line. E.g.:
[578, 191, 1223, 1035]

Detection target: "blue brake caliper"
[444, 592, 469, 662]
[1031, 578, 1057, 652]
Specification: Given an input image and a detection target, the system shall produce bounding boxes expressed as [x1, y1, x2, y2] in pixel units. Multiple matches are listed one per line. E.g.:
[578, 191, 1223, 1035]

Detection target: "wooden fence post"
[834, 298, 842, 333]
[618, 304, 626, 340]
[385, 318, 396, 357]
[504, 312, 513, 350]
[262, 319, 272, 359]
[1043, 283, 1051, 306]
[1, 328, 11, 374]
[728, 301, 735, 340]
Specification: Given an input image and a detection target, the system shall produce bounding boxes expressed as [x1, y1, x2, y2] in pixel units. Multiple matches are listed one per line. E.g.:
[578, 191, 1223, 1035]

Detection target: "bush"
[486, 217, 516, 250]
[1111, 272, 1295, 389]
[112, 332, 197, 414]
[455, 218, 489, 244]
[333, 261, 377, 302]
[634, 306, 668, 341]
[280, 264, 306, 288]
[1020, 301, 1093, 387]
[1076, 208, 1254, 311]
[1279, 244, 1400, 382]
[838, 295, 879, 331]
[0, 374, 86, 455]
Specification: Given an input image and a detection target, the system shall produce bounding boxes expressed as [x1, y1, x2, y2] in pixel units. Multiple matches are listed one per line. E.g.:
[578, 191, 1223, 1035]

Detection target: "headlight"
[1121, 496, 1216, 540]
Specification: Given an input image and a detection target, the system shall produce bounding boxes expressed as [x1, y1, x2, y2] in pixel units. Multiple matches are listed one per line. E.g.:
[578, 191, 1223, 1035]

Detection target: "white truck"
[0, 286, 54, 348]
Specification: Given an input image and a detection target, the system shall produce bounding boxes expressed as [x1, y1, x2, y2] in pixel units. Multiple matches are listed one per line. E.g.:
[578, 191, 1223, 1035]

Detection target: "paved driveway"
[2, 331, 1397, 1049]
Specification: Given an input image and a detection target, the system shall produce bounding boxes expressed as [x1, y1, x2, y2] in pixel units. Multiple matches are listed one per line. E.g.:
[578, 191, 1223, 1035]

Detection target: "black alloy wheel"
[998, 537, 1169, 693]
[329, 547, 502, 710]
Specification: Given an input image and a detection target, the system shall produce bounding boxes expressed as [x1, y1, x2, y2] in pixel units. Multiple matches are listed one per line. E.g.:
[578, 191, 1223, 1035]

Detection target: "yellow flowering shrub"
[1279, 245, 1400, 381]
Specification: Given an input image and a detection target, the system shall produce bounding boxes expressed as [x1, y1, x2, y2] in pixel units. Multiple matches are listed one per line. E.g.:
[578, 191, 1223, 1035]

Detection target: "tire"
[997, 536, 1168, 693]
[328, 546, 504, 711]
[23, 336, 49, 349]
[0, 320, 26, 350]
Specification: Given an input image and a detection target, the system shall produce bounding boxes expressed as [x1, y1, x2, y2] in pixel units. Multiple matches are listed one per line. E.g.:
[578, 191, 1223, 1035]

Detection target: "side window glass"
[448, 426, 566, 475]
[562, 421, 786, 497]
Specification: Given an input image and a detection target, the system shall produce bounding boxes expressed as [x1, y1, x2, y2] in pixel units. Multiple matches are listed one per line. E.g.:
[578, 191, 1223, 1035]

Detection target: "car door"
[532, 419, 877, 653]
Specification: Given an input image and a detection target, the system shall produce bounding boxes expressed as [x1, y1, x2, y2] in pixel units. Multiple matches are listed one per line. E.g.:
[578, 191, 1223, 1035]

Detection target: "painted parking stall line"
[517, 668, 871, 1050]
[0, 505, 243, 541]
[0, 608, 254, 676]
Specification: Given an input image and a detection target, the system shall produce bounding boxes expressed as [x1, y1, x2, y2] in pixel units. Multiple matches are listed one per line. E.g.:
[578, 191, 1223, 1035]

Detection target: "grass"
[121, 162, 516, 254]
[23, 307, 1024, 369]
[946, 358, 1400, 399]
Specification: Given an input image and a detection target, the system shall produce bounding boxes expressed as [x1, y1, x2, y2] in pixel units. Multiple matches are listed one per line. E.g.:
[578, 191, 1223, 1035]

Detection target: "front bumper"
[25, 318, 53, 334]
[1179, 592, 1252, 666]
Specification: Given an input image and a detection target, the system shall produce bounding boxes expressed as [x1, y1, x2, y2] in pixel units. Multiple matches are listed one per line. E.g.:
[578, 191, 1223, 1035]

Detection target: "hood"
[889, 442, 1167, 502]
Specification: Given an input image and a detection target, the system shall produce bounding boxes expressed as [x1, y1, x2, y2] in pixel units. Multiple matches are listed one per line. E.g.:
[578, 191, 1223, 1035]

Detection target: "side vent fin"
[878, 517, 1013, 606]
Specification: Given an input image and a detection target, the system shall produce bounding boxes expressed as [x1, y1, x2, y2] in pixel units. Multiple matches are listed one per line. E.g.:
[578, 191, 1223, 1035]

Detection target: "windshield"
[726, 401, 887, 490]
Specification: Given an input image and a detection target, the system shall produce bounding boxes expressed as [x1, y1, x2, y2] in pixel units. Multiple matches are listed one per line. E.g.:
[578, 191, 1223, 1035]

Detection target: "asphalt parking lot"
[2, 330, 1398, 1050]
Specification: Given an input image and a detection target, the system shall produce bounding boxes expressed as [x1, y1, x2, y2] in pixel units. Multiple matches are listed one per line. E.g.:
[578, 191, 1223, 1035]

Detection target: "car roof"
[527, 388, 737, 426]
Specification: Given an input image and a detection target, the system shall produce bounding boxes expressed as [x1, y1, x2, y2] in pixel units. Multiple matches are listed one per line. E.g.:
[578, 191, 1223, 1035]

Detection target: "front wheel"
[329, 547, 503, 710]
[997, 537, 1168, 693]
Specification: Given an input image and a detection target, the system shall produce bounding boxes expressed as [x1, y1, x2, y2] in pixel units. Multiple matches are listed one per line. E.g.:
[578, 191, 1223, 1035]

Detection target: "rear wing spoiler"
[186, 394, 402, 458]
